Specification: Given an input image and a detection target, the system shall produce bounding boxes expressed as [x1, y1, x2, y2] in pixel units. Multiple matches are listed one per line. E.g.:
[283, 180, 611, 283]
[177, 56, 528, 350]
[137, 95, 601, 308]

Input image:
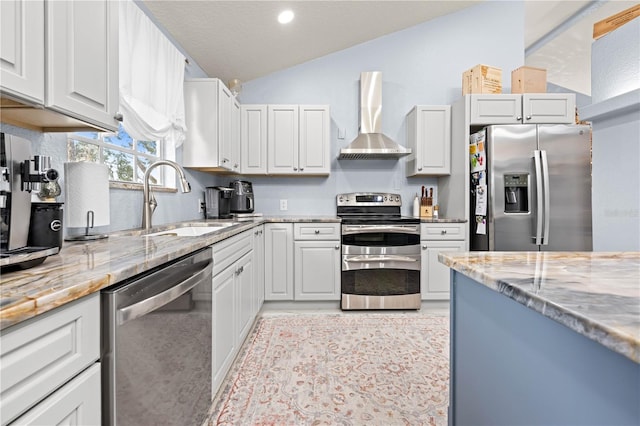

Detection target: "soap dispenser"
[413, 193, 420, 217]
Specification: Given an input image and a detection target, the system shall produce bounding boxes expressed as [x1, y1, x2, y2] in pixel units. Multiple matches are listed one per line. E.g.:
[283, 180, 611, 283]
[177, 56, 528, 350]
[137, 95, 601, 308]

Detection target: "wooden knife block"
[420, 197, 433, 218]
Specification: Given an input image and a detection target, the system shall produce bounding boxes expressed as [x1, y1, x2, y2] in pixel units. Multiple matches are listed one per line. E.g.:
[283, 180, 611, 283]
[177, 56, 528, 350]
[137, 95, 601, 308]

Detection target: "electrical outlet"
[198, 198, 204, 213]
[280, 199, 288, 211]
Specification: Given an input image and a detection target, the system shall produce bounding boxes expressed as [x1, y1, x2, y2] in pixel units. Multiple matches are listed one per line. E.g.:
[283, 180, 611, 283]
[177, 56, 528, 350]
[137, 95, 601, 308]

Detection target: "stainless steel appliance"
[1, 133, 59, 270]
[338, 72, 411, 159]
[470, 124, 592, 251]
[205, 186, 233, 219]
[101, 248, 213, 426]
[229, 180, 254, 213]
[337, 192, 421, 310]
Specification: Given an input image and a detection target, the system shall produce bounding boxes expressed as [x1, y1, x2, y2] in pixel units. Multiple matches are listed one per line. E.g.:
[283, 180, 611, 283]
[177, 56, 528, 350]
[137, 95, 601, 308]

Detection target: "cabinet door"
[523, 93, 576, 124]
[0, 294, 99, 425]
[421, 240, 465, 300]
[46, 0, 118, 131]
[241, 105, 268, 174]
[470, 94, 522, 125]
[264, 223, 294, 300]
[298, 105, 330, 175]
[212, 266, 236, 392]
[268, 105, 299, 174]
[0, 0, 44, 104]
[252, 226, 265, 311]
[218, 83, 234, 170]
[407, 105, 451, 176]
[236, 251, 254, 345]
[294, 241, 341, 301]
[183, 80, 221, 168]
[12, 363, 101, 426]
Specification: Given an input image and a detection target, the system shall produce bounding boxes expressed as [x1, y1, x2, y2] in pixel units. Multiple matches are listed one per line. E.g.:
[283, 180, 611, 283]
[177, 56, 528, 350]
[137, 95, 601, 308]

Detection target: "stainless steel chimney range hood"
[339, 71, 411, 159]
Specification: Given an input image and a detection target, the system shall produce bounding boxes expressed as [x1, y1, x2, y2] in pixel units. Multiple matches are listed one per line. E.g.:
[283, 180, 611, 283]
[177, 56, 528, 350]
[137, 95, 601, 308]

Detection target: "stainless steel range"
[337, 192, 421, 310]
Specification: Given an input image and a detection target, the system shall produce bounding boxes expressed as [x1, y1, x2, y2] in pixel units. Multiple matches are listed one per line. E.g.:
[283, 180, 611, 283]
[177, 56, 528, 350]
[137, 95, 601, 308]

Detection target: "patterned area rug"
[207, 312, 449, 426]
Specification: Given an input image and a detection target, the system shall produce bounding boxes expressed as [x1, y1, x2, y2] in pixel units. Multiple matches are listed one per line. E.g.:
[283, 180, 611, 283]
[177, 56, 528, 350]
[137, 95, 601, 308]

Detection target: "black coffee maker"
[205, 186, 233, 219]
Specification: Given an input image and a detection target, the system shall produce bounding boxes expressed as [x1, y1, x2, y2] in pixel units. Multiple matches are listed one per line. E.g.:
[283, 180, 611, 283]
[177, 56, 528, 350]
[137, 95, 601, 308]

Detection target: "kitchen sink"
[145, 223, 236, 237]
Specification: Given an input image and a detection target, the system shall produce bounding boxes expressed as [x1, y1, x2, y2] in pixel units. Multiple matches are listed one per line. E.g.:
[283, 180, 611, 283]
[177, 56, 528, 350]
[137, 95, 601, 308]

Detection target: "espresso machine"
[1, 133, 62, 270]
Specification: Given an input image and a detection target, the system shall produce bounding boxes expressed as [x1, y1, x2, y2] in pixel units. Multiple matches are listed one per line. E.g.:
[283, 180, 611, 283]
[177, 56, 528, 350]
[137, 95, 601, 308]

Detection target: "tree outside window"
[67, 125, 164, 186]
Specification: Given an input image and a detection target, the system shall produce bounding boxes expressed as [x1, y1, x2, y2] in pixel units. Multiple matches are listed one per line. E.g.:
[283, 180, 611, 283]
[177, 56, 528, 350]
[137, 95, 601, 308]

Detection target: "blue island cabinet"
[449, 271, 639, 426]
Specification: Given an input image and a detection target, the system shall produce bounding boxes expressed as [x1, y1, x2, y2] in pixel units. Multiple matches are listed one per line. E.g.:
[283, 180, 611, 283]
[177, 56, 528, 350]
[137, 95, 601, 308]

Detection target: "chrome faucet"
[142, 160, 191, 230]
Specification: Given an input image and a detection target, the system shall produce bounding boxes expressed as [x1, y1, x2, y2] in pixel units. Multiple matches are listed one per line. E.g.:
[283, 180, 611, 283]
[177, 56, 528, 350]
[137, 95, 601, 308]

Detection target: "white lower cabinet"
[293, 224, 341, 301]
[264, 223, 294, 300]
[421, 223, 466, 300]
[265, 223, 341, 301]
[0, 294, 100, 426]
[11, 363, 101, 426]
[211, 229, 258, 394]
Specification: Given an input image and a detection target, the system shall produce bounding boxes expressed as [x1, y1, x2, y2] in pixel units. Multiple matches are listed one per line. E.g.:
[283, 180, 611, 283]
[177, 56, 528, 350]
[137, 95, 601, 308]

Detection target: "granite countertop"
[0, 216, 340, 331]
[439, 251, 640, 363]
[420, 218, 466, 223]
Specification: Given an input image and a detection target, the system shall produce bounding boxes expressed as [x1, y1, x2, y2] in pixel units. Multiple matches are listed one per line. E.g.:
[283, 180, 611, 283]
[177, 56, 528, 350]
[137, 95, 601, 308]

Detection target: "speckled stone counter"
[0, 216, 339, 330]
[441, 251, 640, 425]
[439, 251, 640, 363]
[420, 217, 466, 223]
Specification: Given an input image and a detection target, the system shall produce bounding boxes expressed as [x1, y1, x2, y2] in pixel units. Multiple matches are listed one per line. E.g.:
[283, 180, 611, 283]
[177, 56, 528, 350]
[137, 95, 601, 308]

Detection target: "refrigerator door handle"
[533, 150, 544, 245]
[541, 150, 551, 245]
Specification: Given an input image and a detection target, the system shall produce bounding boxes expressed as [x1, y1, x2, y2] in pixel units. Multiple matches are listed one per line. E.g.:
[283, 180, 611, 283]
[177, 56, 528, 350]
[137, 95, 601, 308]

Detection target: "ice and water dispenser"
[504, 174, 529, 213]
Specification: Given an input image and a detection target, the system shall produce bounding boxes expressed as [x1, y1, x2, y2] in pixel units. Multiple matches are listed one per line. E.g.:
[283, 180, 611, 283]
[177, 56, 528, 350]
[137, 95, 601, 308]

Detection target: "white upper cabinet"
[46, 0, 119, 131]
[470, 93, 575, 125]
[268, 105, 299, 174]
[406, 105, 451, 176]
[183, 78, 239, 172]
[267, 105, 330, 175]
[241, 105, 268, 174]
[1, 0, 119, 131]
[298, 105, 331, 175]
[0, 0, 45, 104]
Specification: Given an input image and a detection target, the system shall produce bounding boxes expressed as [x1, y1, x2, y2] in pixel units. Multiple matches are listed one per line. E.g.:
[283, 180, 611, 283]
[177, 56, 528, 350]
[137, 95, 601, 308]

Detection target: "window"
[67, 125, 168, 187]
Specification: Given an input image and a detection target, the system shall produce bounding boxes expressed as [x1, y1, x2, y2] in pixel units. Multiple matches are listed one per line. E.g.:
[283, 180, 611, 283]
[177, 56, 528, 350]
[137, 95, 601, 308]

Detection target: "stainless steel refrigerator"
[470, 124, 592, 251]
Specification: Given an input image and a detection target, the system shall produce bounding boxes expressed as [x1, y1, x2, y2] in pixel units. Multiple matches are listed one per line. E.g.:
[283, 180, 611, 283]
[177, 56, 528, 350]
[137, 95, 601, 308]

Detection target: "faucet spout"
[142, 160, 191, 230]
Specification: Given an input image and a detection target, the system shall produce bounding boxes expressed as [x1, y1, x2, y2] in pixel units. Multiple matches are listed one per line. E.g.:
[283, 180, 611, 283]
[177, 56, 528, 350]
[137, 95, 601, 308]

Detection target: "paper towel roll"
[64, 162, 110, 228]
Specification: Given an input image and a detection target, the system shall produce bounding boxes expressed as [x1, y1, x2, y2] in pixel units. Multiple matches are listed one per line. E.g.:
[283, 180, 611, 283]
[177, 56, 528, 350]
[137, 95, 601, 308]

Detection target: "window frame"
[67, 126, 176, 190]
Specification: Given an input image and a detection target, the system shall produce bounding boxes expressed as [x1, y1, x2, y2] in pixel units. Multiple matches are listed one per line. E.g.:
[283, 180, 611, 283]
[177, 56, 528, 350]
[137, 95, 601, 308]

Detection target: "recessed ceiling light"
[278, 10, 294, 24]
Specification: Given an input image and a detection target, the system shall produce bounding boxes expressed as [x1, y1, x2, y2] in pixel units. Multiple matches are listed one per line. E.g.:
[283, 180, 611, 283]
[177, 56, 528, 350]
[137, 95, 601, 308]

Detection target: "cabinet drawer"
[11, 363, 101, 426]
[293, 223, 340, 240]
[212, 229, 252, 277]
[0, 294, 100, 425]
[421, 223, 465, 240]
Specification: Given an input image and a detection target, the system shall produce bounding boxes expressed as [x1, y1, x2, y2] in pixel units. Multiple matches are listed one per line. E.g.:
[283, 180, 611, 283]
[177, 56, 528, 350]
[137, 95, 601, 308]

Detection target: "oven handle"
[342, 225, 420, 235]
[117, 259, 212, 325]
[344, 255, 418, 263]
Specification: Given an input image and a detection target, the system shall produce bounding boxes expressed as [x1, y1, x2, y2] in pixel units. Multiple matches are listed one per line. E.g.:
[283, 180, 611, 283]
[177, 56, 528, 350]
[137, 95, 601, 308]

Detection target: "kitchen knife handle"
[533, 150, 544, 245]
[541, 150, 550, 245]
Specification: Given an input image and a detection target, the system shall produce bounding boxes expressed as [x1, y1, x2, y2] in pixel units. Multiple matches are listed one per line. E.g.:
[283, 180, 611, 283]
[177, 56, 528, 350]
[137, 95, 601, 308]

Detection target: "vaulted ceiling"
[141, 1, 637, 96]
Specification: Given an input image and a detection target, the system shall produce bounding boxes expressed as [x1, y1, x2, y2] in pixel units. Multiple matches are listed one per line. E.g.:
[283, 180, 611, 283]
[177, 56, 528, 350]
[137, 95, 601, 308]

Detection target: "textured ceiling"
[142, 0, 638, 96]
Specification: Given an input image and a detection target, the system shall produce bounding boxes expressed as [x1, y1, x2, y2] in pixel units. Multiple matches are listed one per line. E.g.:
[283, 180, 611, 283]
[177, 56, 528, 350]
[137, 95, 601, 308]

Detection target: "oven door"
[341, 224, 421, 309]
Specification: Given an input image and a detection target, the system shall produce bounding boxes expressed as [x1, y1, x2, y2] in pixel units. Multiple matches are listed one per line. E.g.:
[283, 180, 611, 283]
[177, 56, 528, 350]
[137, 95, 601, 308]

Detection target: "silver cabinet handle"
[335, 245, 340, 250]
[114, 113, 123, 122]
[422, 245, 427, 249]
[236, 265, 244, 275]
[300, 168, 304, 172]
[314, 230, 320, 234]
[117, 259, 212, 325]
[234, 164, 239, 168]
[418, 167, 423, 171]
[526, 115, 532, 120]
[293, 167, 298, 171]
[517, 116, 522, 121]
[441, 230, 447, 234]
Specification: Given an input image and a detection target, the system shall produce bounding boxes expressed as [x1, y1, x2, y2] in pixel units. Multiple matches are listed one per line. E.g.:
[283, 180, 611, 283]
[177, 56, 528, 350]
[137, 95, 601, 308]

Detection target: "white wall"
[583, 18, 640, 251]
[235, 1, 525, 216]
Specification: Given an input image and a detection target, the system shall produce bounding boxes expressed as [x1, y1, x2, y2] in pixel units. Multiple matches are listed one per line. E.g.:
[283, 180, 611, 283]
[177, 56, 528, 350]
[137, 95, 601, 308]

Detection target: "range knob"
[395, 196, 400, 202]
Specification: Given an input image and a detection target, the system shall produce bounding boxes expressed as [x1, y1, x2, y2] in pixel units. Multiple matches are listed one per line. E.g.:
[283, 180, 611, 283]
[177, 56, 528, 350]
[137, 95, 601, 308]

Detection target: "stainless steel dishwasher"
[101, 247, 213, 426]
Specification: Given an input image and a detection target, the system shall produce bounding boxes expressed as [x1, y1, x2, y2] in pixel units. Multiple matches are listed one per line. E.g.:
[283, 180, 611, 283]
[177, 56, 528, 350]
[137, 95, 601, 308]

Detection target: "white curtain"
[119, 0, 186, 152]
